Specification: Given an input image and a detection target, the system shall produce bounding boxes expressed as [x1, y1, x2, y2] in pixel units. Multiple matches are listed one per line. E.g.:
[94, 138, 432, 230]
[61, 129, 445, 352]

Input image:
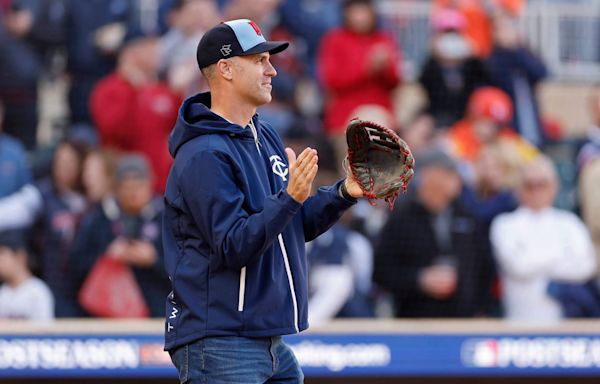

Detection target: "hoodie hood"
[168, 92, 258, 157]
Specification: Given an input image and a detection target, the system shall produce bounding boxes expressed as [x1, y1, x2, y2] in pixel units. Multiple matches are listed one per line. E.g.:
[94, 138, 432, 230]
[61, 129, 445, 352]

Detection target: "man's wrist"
[339, 179, 358, 201]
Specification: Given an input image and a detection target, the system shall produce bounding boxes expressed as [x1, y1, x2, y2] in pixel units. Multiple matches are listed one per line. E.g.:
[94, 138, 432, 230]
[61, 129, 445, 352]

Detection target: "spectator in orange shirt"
[318, 0, 402, 136]
[449, 87, 537, 165]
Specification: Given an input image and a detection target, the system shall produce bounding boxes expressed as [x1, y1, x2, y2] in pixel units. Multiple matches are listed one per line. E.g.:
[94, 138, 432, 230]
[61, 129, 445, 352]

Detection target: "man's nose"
[265, 61, 277, 77]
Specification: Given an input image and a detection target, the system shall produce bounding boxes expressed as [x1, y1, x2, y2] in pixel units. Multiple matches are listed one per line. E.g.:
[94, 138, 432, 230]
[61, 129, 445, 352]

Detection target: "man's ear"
[216, 59, 233, 81]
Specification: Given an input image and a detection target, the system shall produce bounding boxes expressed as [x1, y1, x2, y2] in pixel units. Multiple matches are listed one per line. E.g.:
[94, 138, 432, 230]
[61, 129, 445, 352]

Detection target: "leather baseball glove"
[344, 118, 415, 209]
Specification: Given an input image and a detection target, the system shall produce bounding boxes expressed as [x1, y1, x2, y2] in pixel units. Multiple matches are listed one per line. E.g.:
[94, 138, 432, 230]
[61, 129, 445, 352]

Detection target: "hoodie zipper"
[278, 234, 299, 332]
[238, 266, 246, 311]
[242, 119, 299, 332]
[238, 119, 259, 312]
[257, 117, 299, 332]
[257, 116, 299, 332]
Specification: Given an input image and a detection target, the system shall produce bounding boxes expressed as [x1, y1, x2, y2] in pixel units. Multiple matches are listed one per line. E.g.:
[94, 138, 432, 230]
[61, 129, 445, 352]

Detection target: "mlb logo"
[461, 338, 499, 368]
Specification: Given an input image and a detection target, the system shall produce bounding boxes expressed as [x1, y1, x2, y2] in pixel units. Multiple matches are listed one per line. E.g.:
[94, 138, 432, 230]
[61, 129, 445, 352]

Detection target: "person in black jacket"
[487, 14, 548, 147]
[70, 154, 169, 317]
[0, 1, 43, 150]
[374, 148, 494, 317]
[419, 9, 490, 129]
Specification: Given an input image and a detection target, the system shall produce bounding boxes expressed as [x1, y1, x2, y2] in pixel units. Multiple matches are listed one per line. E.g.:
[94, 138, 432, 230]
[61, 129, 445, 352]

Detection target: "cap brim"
[241, 41, 289, 56]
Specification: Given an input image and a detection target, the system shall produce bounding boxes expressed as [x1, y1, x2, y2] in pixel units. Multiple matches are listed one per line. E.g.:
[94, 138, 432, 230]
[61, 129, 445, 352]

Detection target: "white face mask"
[434, 32, 471, 61]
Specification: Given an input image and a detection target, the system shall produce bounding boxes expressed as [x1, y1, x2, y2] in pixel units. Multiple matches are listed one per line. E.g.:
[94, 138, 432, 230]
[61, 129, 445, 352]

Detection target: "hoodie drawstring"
[248, 119, 261, 153]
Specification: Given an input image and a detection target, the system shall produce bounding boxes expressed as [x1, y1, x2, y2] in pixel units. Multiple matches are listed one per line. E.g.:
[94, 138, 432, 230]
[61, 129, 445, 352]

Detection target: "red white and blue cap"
[196, 19, 289, 69]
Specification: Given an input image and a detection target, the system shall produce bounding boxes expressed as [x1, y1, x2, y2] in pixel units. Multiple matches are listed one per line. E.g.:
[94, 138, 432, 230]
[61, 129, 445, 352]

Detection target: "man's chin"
[256, 94, 272, 106]
[247, 91, 272, 107]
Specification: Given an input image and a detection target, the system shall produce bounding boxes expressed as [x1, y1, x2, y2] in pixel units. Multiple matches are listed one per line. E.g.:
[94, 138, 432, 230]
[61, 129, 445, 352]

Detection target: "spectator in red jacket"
[317, 0, 402, 136]
[90, 38, 182, 193]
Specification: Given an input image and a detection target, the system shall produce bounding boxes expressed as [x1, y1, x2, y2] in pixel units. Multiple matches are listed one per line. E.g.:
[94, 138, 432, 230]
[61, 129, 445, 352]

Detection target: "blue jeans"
[169, 336, 304, 384]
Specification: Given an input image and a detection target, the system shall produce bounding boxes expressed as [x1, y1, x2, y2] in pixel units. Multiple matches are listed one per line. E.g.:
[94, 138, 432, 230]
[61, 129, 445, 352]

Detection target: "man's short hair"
[519, 154, 558, 187]
[170, 0, 186, 11]
[200, 63, 216, 82]
[343, 0, 374, 9]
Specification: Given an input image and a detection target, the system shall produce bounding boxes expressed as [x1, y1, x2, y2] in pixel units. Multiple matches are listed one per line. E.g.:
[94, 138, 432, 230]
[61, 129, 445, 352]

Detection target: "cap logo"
[248, 21, 262, 36]
[220, 44, 232, 56]
[224, 19, 267, 51]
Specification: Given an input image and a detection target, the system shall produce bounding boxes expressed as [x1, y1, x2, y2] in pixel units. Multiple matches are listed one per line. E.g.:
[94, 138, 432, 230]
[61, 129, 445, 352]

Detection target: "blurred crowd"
[0, 0, 599, 324]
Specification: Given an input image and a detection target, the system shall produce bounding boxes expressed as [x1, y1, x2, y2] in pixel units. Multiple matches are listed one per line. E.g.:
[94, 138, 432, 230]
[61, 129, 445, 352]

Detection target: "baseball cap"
[196, 19, 289, 69]
[468, 87, 514, 125]
[431, 9, 467, 32]
[342, 0, 374, 9]
[116, 154, 152, 183]
[0, 230, 28, 252]
[415, 147, 459, 173]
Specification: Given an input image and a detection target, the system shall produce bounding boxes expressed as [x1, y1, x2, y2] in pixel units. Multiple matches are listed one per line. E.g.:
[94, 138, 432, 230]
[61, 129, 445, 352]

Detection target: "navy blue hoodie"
[163, 92, 355, 351]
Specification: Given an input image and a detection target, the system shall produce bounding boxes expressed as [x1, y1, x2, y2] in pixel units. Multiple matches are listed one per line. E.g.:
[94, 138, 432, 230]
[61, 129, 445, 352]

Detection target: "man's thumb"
[285, 147, 296, 166]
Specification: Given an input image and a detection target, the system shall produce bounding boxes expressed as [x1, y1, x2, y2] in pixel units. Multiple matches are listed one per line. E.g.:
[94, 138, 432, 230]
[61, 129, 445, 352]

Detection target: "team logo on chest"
[270, 155, 288, 182]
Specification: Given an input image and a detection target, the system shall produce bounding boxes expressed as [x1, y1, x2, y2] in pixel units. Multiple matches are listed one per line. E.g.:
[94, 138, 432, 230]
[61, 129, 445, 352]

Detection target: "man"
[0, 230, 54, 322]
[0, 2, 42, 150]
[64, 0, 138, 124]
[374, 148, 493, 317]
[307, 220, 375, 326]
[487, 13, 548, 146]
[306, 166, 375, 326]
[158, 0, 220, 95]
[578, 85, 600, 274]
[449, 86, 537, 164]
[317, 0, 402, 136]
[71, 154, 169, 317]
[491, 155, 597, 323]
[0, 100, 32, 198]
[577, 84, 600, 170]
[418, 8, 490, 128]
[163, 19, 362, 383]
[90, 38, 181, 193]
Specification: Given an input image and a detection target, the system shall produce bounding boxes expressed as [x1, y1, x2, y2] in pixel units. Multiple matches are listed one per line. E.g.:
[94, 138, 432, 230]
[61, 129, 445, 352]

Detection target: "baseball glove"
[344, 118, 415, 209]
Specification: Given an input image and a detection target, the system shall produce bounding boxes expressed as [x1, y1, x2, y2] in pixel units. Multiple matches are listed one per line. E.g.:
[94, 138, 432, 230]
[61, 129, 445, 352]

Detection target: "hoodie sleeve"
[301, 179, 356, 242]
[180, 150, 302, 269]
